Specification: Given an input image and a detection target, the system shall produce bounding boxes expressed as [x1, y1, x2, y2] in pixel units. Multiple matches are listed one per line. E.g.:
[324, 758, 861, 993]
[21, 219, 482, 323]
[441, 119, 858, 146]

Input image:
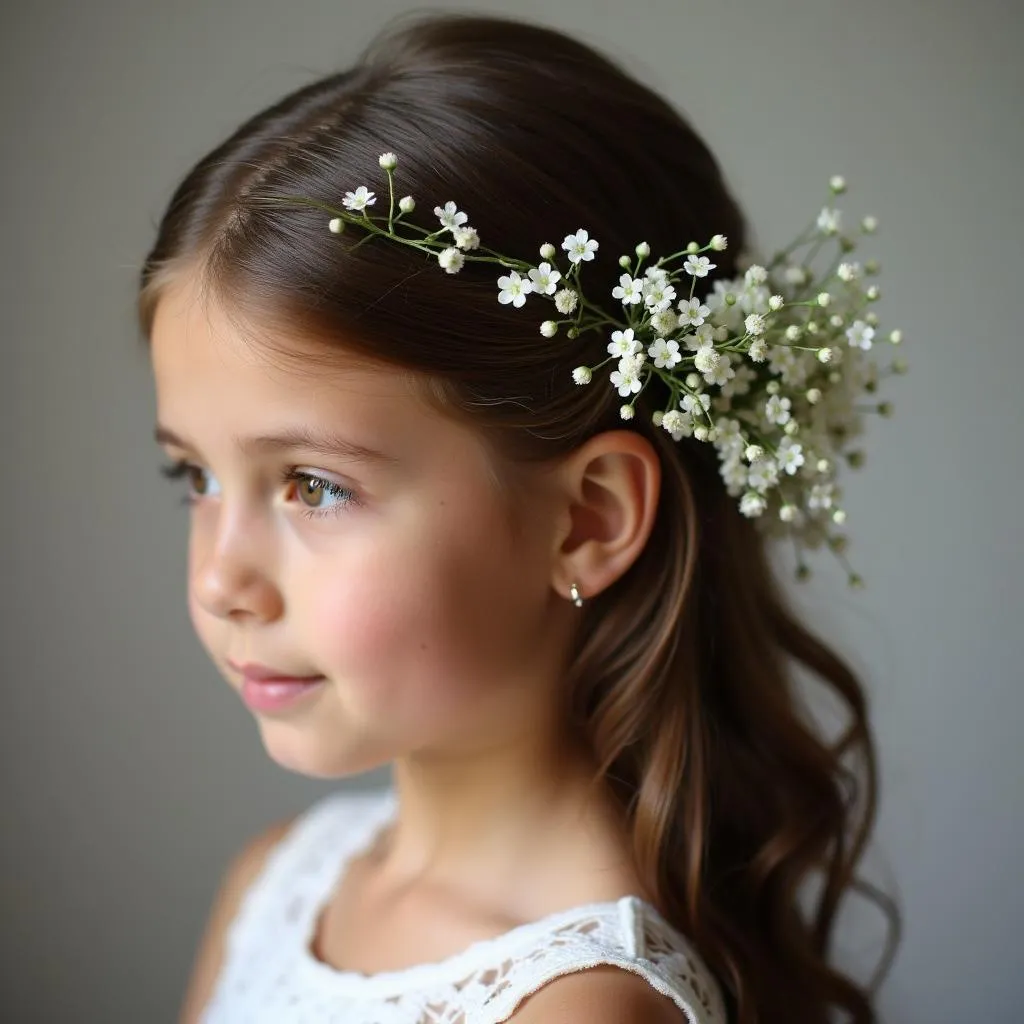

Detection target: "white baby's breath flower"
[817, 207, 841, 235]
[563, 229, 599, 264]
[610, 364, 643, 397]
[648, 336, 682, 369]
[342, 186, 376, 211]
[644, 265, 671, 288]
[686, 323, 715, 352]
[777, 437, 805, 475]
[497, 271, 533, 308]
[846, 320, 875, 350]
[748, 338, 768, 362]
[528, 262, 562, 295]
[452, 226, 480, 250]
[745, 313, 766, 336]
[785, 265, 808, 286]
[817, 292, 832, 307]
[328, 217, 344, 233]
[608, 328, 641, 358]
[779, 504, 798, 522]
[889, 329, 903, 344]
[744, 264, 768, 286]
[748, 458, 779, 493]
[678, 297, 711, 327]
[784, 325, 802, 341]
[694, 347, 720, 375]
[612, 274, 645, 305]
[829, 175, 847, 194]
[861, 215, 879, 233]
[398, 195, 415, 213]
[540, 242, 556, 261]
[378, 152, 398, 170]
[620, 404, 636, 420]
[745, 444, 764, 463]
[661, 409, 691, 441]
[705, 353, 735, 387]
[710, 234, 728, 251]
[635, 241, 651, 258]
[435, 201, 468, 231]
[437, 247, 465, 274]
[643, 279, 676, 313]
[681, 392, 711, 417]
[817, 347, 834, 364]
[837, 261, 862, 282]
[808, 482, 835, 510]
[572, 366, 592, 385]
[866, 285, 880, 301]
[765, 394, 792, 426]
[769, 294, 785, 311]
[740, 492, 767, 518]
[684, 254, 716, 278]
[540, 320, 558, 338]
[650, 310, 679, 336]
[554, 289, 578, 315]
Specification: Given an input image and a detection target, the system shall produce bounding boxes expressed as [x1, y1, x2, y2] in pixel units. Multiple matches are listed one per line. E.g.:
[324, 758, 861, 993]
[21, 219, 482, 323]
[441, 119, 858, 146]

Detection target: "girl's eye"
[158, 461, 357, 520]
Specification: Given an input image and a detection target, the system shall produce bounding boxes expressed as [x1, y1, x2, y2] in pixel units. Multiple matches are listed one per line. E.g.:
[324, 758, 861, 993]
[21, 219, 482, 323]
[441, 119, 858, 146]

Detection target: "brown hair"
[138, 12, 900, 1022]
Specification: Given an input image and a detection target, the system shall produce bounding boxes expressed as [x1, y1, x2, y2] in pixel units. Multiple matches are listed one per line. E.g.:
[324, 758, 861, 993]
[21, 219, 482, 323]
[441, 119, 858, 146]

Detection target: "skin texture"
[152, 273, 671, 1019]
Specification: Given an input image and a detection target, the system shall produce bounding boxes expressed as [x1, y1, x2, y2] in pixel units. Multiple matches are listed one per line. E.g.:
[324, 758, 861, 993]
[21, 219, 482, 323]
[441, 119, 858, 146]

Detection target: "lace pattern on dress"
[200, 789, 727, 1024]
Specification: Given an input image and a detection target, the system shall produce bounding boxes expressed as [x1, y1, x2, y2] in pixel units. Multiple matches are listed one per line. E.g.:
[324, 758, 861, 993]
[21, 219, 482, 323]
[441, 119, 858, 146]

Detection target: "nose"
[189, 506, 283, 623]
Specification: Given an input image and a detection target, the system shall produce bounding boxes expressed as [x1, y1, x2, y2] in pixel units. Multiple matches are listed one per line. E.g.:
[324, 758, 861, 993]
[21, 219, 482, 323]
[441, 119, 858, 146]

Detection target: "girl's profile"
[140, 11, 899, 1023]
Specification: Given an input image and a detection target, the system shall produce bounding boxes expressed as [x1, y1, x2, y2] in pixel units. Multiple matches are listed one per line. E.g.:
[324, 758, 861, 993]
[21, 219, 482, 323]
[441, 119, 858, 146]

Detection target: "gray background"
[2, 0, 1021, 1021]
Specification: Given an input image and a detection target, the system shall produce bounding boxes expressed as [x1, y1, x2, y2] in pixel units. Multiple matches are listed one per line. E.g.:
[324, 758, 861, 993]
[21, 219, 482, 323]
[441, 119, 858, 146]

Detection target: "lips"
[228, 660, 323, 682]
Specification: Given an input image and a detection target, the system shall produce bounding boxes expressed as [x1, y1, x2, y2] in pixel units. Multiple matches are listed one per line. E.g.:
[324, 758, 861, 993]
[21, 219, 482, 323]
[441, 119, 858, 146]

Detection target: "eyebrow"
[153, 424, 400, 466]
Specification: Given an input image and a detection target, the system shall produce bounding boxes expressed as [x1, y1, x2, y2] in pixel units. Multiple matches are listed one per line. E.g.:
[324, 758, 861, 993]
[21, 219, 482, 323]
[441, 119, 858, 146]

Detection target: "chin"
[254, 718, 391, 779]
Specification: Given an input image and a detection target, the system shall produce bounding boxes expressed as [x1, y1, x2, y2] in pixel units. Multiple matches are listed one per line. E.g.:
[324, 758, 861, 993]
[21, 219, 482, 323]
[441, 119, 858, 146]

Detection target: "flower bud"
[861, 215, 878, 234]
[817, 347, 833, 364]
[766, 380, 780, 395]
[620, 404, 635, 421]
[710, 234, 728, 251]
[806, 320, 819, 334]
[618, 254, 632, 268]
[540, 320, 558, 338]
[806, 388, 822, 404]
[694, 425, 710, 441]
[769, 294, 785, 311]
[817, 292, 832, 307]
[652, 410, 665, 426]
[865, 312, 879, 326]
[572, 366, 592, 385]
[378, 151, 398, 170]
[328, 217, 344, 233]
[866, 285, 880, 301]
[398, 195, 415, 213]
[686, 241, 699, 254]
[784, 420, 799, 436]
[567, 327, 579, 339]
[832, 509, 847, 525]
[889, 329, 903, 344]
[785, 325, 802, 341]
[878, 401, 894, 417]
[865, 259, 880, 275]
[540, 242, 556, 261]
[635, 241, 651, 259]
[745, 444, 764, 463]
[685, 373, 701, 390]
[780, 504, 797, 522]
[816, 458, 831, 474]
[829, 175, 847, 194]
[847, 450, 865, 468]
[829, 314, 844, 328]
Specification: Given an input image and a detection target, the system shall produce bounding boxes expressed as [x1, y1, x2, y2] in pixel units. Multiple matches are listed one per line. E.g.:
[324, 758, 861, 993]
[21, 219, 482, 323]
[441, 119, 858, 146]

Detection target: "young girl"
[141, 12, 899, 1024]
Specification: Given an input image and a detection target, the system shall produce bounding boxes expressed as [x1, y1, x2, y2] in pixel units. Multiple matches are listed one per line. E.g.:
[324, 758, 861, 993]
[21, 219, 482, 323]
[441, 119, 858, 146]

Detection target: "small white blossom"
[678, 297, 711, 327]
[748, 338, 768, 362]
[686, 323, 715, 352]
[661, 409, 692, 441]
[684, 254, 716, 278]
[765, 394, 792, 425]
[648, 337, 682, 369]
[554, 289, 578, 315]
[497, 271, 533, 308]
[861, 215, 879, 233]
[437, 247, 465, 274]
[650, 310, 679, 336]
[435, 201, 468, 231]
[769, 294, 785, 311]
[748, 458, 779, 493]
[528, 262, 561, 295]
[618, 352, 646, 376]
[644, 265, 671, 288]
[830, 314, 845, 328]
[704, 353, 735, 387]
[694, 347, 720, 375]
[777, 437, 805, 475]
[714, 417, 743, 447]
[681, 392, 711, 417]
[563, 229, 599, 264]
[745, 444, 765, 463]
[572, 366, 592, 385]
[889, 329, 903, 344]
[829, 175, 847, 194]
[740, 492, 767, 517]
[846, 320, 875, 350]
[837, 261, 862, 282]
[635, 241, 651, 258]
[721, 457, 748, 496]
[744, 264, 768, 286]
[710, 234, 728, 251]
[817, 207, 841, 235]
[378, 152, 398, 170]
[784, 325, 802, 342]
[620, 404, 635, 420]
[779, 504, 798, 522]
[608, 328, 642, 358]
[745, 313, 766, 336]
[817, 292, 832, 307]
[452, 226, 480, 250]
[328, 217, 344, 233]
[817, 347, 834, 363]
[643, 279, 676, 312]
[612, 273, 645, 305]
[398, 195, 415, 213]
[722, 363, 756, 398]
[784, 265, 808, 285]
[342, 186, 376, 211]
[808, 482, 835, 509]
[540, 320, 558, 338]
[866, 285, 880, 301]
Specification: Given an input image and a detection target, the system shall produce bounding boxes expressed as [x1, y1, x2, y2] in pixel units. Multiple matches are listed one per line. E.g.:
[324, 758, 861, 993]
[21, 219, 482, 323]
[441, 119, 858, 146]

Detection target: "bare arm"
[177, 816, 294, 1024]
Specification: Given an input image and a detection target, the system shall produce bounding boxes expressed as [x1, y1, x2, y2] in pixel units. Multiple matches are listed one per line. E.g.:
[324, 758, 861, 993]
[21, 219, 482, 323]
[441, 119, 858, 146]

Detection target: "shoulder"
[178, 815, 296, 1024]
[508, 964, 693, 1024]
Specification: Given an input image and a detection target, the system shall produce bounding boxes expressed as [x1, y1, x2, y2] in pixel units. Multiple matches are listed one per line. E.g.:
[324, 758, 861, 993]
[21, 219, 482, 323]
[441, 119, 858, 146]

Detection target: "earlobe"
[553, 430, 661, 601]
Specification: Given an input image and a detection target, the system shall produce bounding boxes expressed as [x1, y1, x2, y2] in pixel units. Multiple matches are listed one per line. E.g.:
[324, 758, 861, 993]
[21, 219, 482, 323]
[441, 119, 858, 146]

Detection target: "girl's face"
[150, 277, 573, 778]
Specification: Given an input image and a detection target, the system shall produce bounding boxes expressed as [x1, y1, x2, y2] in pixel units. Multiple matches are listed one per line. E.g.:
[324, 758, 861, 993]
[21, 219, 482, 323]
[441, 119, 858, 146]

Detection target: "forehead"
[149, 275, 431, 442]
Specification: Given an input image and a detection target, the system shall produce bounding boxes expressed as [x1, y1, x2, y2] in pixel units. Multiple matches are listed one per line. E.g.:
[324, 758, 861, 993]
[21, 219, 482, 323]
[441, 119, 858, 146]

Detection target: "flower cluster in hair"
[272, 152, 906, 586]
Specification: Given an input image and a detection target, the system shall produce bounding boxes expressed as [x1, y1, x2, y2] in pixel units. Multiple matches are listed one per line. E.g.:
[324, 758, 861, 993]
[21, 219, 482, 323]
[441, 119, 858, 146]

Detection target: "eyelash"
[158, 460, 359, 520]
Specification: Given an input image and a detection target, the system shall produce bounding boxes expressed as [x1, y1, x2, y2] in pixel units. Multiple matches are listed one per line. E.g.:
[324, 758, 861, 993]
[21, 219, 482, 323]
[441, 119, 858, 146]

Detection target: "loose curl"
[138, 12, 900, 1022]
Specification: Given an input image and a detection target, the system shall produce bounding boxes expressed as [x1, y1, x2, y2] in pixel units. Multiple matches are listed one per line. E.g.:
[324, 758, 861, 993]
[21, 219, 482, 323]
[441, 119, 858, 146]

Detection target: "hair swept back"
[139, 12, 900, 1022]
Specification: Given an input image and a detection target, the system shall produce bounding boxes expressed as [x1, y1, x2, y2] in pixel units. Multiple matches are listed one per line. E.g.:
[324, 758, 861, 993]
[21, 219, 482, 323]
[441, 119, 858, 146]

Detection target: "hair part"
[139, 12, 900, 1021]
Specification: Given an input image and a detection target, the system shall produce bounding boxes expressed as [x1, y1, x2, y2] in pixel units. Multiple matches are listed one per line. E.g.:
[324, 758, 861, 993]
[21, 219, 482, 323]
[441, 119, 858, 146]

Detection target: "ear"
[550, 430, 661, 602]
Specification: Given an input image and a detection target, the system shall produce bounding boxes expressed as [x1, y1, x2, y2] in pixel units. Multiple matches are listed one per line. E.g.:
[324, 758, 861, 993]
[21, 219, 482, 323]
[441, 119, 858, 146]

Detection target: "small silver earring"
[569, 582, 584, 607]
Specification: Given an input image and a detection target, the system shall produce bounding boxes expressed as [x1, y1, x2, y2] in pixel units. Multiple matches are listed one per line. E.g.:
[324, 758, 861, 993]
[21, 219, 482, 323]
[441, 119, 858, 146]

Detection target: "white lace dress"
[200, 787, 727, 1024]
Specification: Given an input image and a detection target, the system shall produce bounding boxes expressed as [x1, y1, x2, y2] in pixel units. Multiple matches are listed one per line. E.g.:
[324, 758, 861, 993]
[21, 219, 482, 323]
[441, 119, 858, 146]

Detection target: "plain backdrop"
[2, 1, 1022, 1021]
